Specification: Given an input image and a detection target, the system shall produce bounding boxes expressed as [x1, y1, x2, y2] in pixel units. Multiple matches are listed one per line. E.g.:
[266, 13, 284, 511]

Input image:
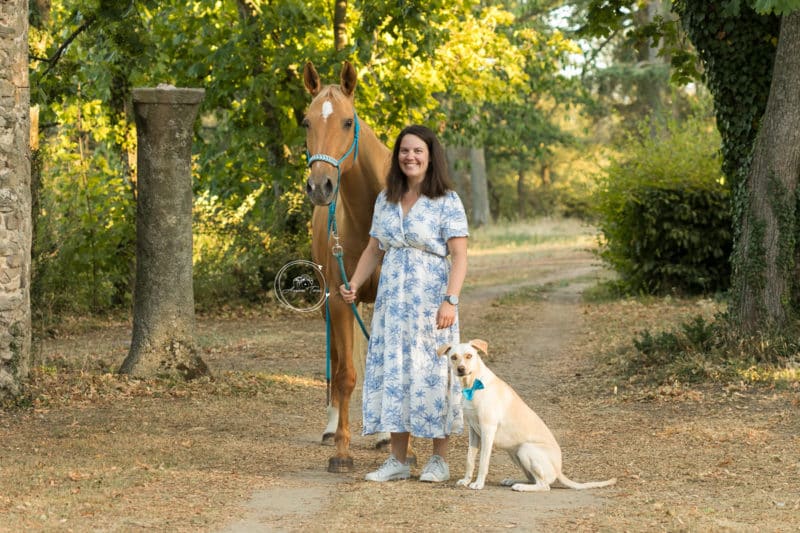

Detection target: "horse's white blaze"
[321, 100, 333, 120]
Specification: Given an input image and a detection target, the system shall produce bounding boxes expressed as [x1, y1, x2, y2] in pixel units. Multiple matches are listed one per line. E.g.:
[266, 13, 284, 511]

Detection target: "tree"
[588, 0, 800, 333]
[731, 9, 800, 330]
[334, 0, 347, 51]
[0, 0, 32, 403]
[470, 147, 491, 227]
[674, 0, 800, 332]
[481, 1, 584, 220]
[28, 0, 574, 312]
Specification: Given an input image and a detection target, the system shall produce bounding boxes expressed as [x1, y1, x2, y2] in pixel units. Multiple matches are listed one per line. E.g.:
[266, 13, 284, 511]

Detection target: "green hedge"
[594, 116, 731, 295]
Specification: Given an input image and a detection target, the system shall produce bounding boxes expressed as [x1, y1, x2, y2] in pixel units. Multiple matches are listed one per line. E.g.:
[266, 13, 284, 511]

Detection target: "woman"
[339, 125, 468, 483]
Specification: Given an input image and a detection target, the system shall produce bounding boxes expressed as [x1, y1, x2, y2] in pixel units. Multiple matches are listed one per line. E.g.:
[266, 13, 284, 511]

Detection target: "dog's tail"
[557, 473, 617, 490]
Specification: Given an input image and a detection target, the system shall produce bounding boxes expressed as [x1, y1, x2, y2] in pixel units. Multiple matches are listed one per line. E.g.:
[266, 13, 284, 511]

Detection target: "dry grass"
[2, 219, 799, 532]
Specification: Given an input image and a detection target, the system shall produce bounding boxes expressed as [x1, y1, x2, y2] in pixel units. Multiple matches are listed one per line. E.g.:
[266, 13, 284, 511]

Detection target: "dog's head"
[437, 339, 488, 378]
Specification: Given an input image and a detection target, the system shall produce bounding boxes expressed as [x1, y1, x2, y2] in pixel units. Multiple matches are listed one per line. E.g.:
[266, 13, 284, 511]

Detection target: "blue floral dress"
[362, 189, 468, 438]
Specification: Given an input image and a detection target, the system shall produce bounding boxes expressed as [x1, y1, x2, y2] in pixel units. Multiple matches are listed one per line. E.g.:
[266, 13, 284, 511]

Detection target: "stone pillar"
[0, 0, 32, 402]
[119, 87, 210, 380]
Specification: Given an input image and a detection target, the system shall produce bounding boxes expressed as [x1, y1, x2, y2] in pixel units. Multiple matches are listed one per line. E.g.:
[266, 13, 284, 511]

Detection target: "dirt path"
[215, 236, 798, 532]
[8, 229, 796, 531]
[221, 242, 614, 532]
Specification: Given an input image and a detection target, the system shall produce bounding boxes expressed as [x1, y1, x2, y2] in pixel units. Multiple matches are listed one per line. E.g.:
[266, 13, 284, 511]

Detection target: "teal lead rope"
[307, 111, 369, 403]
[323, 207, 370, 403]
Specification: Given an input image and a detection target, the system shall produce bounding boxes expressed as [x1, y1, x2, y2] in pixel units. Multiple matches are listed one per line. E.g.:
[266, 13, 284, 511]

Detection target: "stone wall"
[0, 0, 31, 400]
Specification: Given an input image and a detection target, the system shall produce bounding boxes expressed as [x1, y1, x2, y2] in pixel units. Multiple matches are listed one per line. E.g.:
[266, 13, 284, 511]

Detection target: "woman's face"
[398, 133, 429, 184]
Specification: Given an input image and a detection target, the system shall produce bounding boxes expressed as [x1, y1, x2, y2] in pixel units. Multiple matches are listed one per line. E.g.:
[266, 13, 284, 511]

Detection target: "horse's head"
[302, 61, 360, 206]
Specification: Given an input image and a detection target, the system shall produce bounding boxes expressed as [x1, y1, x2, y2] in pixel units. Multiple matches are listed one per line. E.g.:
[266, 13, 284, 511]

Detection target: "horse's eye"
[302, 118, 310, 129]
[344, 118, 353, 128]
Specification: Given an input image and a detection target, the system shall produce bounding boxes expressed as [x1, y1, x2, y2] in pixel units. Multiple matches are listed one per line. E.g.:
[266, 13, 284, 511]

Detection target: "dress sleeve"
[441, 190, 469, 241]
[369, 190, 388, 250]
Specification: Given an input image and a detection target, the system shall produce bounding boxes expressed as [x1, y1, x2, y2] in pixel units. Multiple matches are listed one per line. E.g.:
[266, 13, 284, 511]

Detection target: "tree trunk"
[731, 11, 800, 332]
[334, 0, 347, 51]
[470, 146, 490, 228]
[119, 87, 210, 380]
[235, 0, 287, 171]
[636, 1, 667, 126]
[445, 145, 472, 217]
[0, 0, 32, 402]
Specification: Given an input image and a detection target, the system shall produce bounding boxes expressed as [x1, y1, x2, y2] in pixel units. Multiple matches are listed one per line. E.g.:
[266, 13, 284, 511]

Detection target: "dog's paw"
[468, 481, 485, 490]
[456, 478, 470, 487]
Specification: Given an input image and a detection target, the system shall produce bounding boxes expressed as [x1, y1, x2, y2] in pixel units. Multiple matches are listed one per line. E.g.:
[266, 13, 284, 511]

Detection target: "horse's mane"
[313, 86, 349, 105]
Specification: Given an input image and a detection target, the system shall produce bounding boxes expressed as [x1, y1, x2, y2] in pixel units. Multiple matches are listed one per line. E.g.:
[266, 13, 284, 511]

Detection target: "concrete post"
[119, 86, 210, 380]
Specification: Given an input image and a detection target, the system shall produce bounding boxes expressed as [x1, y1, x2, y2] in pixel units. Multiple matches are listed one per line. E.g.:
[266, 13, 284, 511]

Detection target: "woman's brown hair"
[385, 125, 454, 203]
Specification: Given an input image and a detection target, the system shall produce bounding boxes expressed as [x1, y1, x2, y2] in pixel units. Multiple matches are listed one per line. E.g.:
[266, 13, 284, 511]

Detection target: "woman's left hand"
[436, 302, 456, 329]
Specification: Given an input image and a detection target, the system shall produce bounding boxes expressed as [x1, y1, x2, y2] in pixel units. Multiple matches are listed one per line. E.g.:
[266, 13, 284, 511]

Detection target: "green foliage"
[673, 1, 778, 188]
[627, 312, 800, 384]
[192, 185, 311, 307]
[749, 0, 800, 15]
[32, 99, 135, 314]
[578, 0, 694, 136]
[487, 159, 594, 220]
[475, 4, 586, 220]
[594, 114, 731, 295]
[27, 0, 591, 315]
[629, 315, 722, 382]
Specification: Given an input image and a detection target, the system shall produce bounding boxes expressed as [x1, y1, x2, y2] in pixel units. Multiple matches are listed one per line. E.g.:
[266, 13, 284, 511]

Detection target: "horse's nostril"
[323, 179, 334, 197]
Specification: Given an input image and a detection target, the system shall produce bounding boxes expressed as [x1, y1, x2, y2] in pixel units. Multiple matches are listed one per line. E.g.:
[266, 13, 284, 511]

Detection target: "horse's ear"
[469, 339, 488, 355]
[340, 61, 357, 97]
[304, 62, 322, 97]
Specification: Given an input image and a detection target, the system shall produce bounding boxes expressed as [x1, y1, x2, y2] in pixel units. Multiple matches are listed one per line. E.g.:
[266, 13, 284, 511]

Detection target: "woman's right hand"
[339, 283, 358, 304]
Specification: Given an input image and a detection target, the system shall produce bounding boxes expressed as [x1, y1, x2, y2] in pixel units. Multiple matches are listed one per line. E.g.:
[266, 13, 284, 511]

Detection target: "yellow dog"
[438, 339, 617, 492]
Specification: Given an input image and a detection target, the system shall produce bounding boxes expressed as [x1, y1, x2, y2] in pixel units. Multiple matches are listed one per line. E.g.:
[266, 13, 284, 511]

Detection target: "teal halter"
[306, 110, 361, 237]
[305, 109, 361, 191]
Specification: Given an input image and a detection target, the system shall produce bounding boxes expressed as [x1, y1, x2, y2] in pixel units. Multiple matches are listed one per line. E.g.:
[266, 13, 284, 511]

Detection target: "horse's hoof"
[328, 456, 354, 473]
[321, 432, 335, 445]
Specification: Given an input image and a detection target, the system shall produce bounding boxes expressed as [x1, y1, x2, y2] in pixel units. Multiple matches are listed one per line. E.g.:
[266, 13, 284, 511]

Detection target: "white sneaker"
[365, 455, 411, 482]
[419, 455, 450, 482]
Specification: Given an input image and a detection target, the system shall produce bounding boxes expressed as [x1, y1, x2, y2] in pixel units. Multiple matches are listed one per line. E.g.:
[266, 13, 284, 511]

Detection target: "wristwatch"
[444, 294, 459, 306]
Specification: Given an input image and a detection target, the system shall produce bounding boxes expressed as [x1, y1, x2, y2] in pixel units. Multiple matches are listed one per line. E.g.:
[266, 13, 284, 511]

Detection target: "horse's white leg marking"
[324, 403, 338, 437]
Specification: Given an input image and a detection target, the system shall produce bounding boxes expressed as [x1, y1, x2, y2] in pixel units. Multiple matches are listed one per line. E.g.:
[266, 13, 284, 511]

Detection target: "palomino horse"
[302, 61, 389, 472]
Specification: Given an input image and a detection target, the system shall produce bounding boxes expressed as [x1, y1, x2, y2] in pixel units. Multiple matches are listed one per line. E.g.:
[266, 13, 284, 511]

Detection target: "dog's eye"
[465, 354, 472, 359]
[450, 354, 457, 361]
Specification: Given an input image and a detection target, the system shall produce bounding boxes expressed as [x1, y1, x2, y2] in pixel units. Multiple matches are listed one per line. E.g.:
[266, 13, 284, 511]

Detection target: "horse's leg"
[327, 300, 356, 473]
[321, 309, 338, 445]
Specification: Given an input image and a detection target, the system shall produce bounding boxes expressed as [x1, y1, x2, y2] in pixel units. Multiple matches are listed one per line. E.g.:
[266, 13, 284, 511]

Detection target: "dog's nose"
[457, 366, 465, 375]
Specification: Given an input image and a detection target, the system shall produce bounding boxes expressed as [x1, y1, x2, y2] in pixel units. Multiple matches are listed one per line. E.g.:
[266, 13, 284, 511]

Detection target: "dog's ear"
[469, 339, 488, 354]
[436, 343, 452, 357]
